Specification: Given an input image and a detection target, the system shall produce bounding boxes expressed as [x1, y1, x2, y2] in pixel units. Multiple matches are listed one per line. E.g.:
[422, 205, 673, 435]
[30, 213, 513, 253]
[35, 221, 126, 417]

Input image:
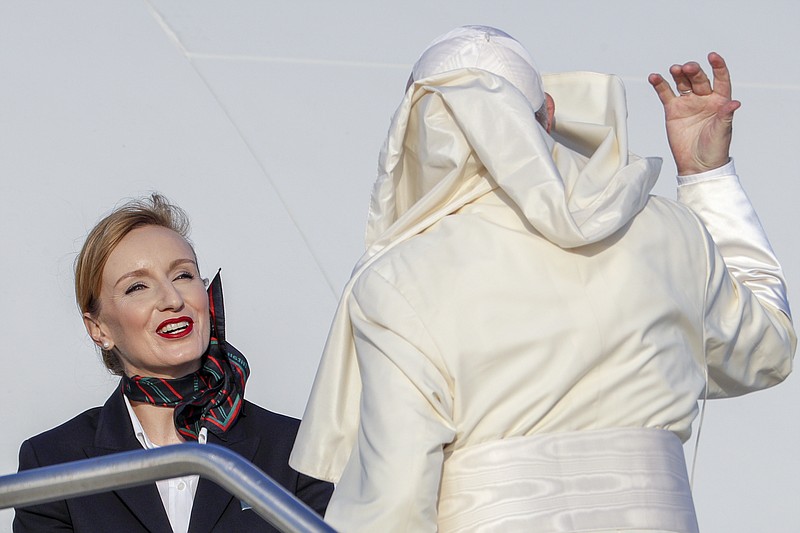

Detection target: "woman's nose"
[156, 281, 185, 311]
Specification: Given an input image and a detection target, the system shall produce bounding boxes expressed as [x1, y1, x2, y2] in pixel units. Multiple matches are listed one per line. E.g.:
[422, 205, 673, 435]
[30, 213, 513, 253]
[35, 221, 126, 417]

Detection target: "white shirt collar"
[123, 394, 158, 450]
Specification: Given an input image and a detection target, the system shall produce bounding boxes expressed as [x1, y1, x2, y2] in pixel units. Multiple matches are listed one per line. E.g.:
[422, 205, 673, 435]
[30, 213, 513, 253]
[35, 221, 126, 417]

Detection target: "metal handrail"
[0, 443, 335, 533]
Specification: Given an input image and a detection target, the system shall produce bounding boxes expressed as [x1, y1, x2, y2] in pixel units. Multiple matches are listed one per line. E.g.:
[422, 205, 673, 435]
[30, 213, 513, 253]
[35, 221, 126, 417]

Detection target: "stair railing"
[0, 443, 336, 533]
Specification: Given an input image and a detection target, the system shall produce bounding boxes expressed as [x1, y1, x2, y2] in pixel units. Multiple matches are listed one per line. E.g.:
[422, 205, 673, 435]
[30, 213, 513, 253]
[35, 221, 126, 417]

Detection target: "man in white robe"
[290, 26, 795, 532]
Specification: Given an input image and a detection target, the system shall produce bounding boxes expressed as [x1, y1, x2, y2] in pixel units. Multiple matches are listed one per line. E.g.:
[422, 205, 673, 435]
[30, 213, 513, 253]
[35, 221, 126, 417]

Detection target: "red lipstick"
[157, 316, 194, 339]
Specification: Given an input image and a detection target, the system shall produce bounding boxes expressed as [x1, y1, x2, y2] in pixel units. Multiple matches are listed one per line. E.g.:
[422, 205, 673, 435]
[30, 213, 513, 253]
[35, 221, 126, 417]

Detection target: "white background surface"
[1, 1, 798, 531]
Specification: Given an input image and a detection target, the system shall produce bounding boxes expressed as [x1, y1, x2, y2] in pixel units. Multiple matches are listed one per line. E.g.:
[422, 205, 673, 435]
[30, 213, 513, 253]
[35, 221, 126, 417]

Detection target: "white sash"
[438, 428, 699, 533]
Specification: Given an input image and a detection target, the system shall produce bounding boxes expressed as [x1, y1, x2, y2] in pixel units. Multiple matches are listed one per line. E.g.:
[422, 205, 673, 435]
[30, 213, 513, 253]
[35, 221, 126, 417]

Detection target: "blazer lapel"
[188, 413, 261, 533]
[84, 386, 173, 533]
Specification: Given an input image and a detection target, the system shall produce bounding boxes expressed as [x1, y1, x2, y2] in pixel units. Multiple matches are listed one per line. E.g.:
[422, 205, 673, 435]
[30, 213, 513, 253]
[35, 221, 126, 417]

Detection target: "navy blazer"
[13, 387, 333, 532]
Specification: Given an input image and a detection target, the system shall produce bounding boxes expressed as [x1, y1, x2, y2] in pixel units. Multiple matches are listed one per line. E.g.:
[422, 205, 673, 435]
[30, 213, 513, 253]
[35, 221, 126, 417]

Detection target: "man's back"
[351, 187, 710, 449]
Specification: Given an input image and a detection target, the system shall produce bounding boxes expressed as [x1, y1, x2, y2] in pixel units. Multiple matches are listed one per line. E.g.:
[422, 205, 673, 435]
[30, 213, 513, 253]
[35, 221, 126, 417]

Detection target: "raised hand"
[648, 52, 741, 175]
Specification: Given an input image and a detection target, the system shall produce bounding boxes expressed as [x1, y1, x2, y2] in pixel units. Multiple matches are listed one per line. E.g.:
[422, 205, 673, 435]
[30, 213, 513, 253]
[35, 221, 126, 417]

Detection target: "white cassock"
[290, 67, 795, 532]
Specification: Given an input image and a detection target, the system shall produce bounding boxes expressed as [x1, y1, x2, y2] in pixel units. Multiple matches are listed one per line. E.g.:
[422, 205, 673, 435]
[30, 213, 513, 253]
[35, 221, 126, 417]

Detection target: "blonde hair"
[75, 193, 192, 374]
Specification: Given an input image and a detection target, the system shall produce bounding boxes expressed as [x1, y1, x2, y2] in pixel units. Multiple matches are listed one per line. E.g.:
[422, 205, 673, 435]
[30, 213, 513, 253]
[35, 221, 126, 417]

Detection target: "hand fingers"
[651, 53, 737, 105]
[708, 51, 733, 99]
[717, 99, 742, 124]
[648, 73, 676, 104]
[669, 64, 693, 95]
[670, 61, 713, 96]
[682, 61, 713, 96]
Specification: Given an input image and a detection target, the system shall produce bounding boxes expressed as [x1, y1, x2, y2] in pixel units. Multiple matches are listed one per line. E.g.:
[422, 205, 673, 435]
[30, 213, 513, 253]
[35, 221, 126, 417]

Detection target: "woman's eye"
[124, 283, 146, 295]
[175, 271, 195, 281]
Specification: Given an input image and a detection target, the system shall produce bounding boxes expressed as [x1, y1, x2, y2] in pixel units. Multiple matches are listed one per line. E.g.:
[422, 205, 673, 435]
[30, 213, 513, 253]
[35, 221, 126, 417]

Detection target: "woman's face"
[85, 225, 210, 379]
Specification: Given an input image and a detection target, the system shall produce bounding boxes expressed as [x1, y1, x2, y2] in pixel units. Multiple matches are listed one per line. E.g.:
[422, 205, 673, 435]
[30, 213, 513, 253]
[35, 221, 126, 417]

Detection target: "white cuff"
[677, 158, 735, 186]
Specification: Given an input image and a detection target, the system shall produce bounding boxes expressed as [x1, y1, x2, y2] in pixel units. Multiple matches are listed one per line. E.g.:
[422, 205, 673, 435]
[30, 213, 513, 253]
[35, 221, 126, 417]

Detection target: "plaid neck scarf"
[122, 270, 250, 441]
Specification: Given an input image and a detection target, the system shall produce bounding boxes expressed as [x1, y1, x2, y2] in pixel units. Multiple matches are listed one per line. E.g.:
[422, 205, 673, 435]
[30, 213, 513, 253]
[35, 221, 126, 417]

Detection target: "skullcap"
[411, 25, 545, 110]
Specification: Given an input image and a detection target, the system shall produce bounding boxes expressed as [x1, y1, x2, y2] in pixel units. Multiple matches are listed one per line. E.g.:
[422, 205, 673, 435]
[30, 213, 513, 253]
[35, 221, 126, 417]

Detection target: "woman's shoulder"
[241, 400, 301, 433]
[27, 406, 104, 444]
[19, 405, 105, 467]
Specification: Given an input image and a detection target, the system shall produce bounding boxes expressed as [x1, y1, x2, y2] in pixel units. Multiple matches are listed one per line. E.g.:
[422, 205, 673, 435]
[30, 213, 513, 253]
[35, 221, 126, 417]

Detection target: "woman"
[14, 194, 332, 533]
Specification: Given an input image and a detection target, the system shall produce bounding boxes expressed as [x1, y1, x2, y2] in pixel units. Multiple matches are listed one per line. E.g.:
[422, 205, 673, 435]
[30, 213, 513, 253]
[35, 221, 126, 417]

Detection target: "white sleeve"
[324, 268, 456, 533]
[677, 160, 796, 397]
[678, 159, 790, 317]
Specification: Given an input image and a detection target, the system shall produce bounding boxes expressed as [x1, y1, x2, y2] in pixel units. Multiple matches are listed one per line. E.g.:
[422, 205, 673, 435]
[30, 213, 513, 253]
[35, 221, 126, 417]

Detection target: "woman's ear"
[83, 312, 112, 350]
